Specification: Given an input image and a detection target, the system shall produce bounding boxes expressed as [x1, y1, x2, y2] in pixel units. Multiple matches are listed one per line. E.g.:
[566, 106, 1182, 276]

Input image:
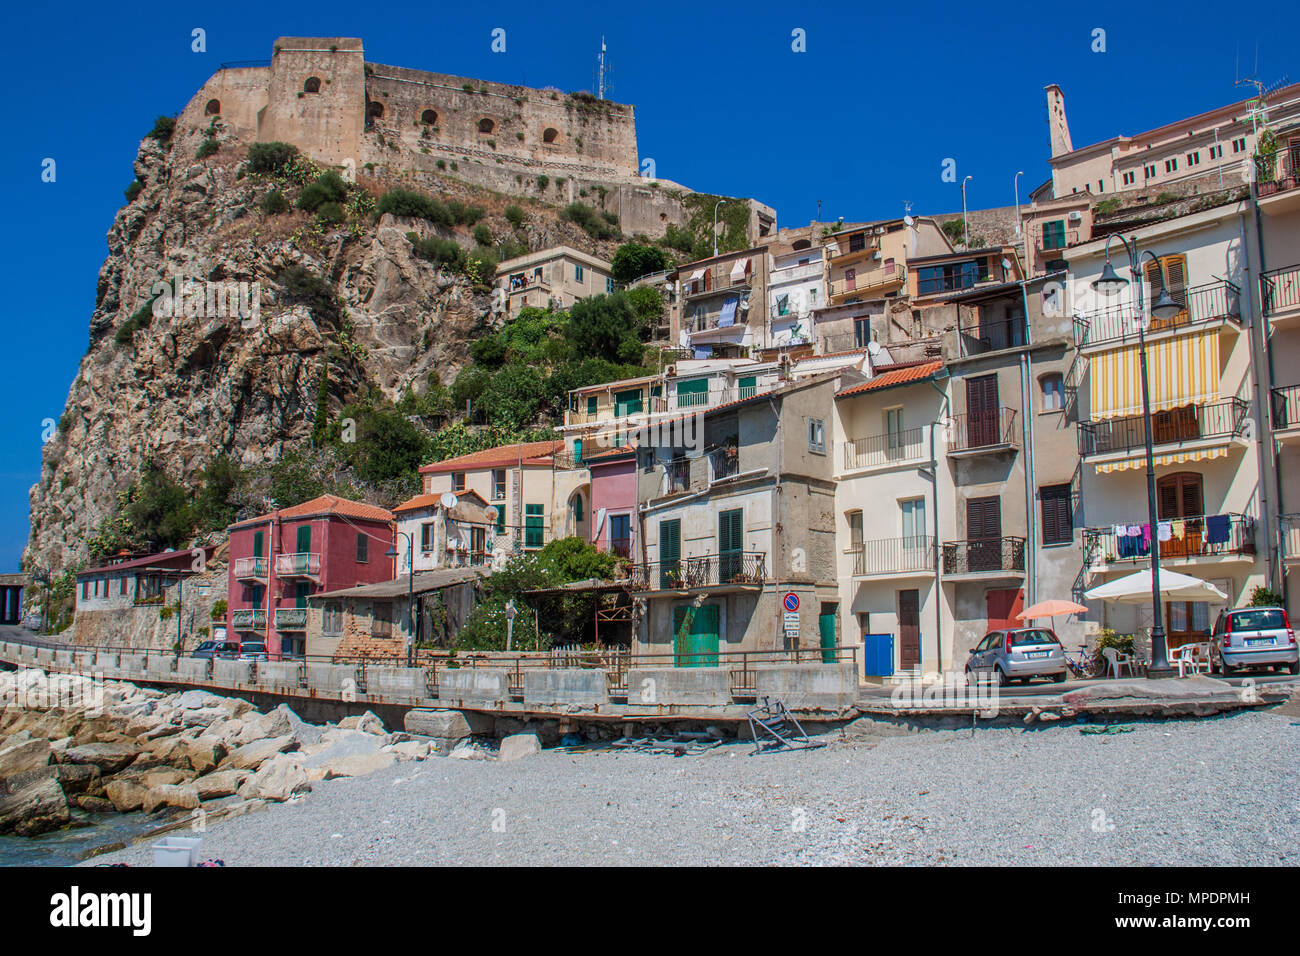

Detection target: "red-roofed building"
[225, 495, 395, 658]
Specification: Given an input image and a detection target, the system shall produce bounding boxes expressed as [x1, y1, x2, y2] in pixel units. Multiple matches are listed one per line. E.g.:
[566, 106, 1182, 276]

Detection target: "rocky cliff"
[25, 120, 618, 572]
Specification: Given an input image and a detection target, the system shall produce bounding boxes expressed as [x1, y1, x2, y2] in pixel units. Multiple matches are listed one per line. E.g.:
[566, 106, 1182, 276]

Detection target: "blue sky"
[0, 0, 1295, 572]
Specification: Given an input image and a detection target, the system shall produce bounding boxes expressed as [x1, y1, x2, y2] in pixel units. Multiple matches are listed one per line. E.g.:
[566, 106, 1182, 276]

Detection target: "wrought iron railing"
[947, 408, 1018, 453]
[275, 607, 309, 630]
[233, 557, 268, 580]
[1072, 279, 1242, 349]
[827, 262, 904, 299]
[231, 608, 267, 631]
[627, 552, 767, 591]
[708, 446, 740, 481]
[957, 317, 1028, 356]
[1271, 383, 1300, 429]
[942, 537, 1026, 575]
[275, 552, 320, 577]
[1261, 263, 1300, 317]
[1085, 513, 1255, 564]
[842, 426, 926, 470]
[1257, 150, 1300, 199]
[847, 536, 934, 576]
[1034, 225, 1080, 253]
[1077, 398, 1248, 457]
[663, 458, 690, 494]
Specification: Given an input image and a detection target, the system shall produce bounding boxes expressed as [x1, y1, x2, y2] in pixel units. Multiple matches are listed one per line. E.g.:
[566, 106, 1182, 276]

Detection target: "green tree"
[297, 171, 349, 212]
[611, 242, 669, 283]
[194, 455, 242, 532]
[126, 464, 194, 551]
[564, 293, 644, 365]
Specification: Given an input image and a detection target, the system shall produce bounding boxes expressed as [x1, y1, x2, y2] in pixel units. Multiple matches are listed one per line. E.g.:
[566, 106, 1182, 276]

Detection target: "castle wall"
[261, 37, 367, 167]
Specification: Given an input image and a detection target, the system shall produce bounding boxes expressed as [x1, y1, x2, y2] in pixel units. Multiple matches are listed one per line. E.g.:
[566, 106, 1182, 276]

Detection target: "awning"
[1095, 445, 1230, 475]
[688, 269, 705, 281]
[1089, 330, 1220, 420]
[729, 258, 749, 282]
[719, 297, 738, 327]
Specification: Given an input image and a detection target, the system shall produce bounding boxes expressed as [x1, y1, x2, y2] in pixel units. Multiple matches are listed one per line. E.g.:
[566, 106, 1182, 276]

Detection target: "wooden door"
[1157, 472, 1204, 559]
[966, 496, 1002, 571]
[845, 268, 856, 291]
[966, 374, 1000, 447]
[718, 508, 743, 582]
[986, 588, 1024, 632]
[897, 590, 920, 670]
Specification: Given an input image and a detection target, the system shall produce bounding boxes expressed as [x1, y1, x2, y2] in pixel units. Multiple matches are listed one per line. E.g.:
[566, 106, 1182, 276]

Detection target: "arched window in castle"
[368, 101, 385, 120]
[421, 109, 438, 126]
[205, 99, 221, 116]
[477, 117, 495, 134]
[542, 127, 560, 145]
[303, 76, 321, 94]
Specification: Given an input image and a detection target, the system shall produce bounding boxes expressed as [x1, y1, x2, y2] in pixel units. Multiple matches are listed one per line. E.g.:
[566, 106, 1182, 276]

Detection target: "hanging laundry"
[1126, 525, 1142, 537]
[1171, 519, 1185, 540]
[1158, 522, 1172, 542]
[1117, 532, 1138, 559]
[1113, 524, 1127, 537]
[1205, 513, 1231, 545]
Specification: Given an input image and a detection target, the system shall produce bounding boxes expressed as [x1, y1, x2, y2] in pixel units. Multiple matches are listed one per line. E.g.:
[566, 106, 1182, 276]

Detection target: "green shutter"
[253, 530, 264, 557]
[586, 396, 597, 415]
[660, 519, 681, 588]
[738, 376, 757, 400]
[573, 439, 583, 464]
[614, 388, 643, 417]
[676, 378, 708, 407]
[718, 508, 743, 580]
[525, 504, 544, 548]
[296, 524, 311, 554]
[295, 582, 309, 609]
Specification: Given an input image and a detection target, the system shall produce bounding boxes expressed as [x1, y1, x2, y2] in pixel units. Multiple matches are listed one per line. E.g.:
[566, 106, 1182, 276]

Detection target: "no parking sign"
[783, 593, 800, 612]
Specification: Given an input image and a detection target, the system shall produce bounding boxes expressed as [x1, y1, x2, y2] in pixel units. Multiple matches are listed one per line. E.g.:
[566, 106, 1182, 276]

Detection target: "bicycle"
[1063, 642, 1102, 679]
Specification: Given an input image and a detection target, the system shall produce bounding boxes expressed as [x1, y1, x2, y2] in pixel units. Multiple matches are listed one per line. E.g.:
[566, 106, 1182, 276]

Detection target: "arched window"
[421, 109, 438, 125]
[792, 238, 811, 251]
[204, 99, 221, 115]
[1039, 373, 1064, 411]
[368, 100, 385, 120]
[303, 76, 321, 94]
[542, 127, 560, 144]
[477, 117, 495, 134]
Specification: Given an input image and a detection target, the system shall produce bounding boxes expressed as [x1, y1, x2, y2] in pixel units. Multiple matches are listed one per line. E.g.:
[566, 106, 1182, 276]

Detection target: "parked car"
[237, 641, 269, 661]
[213, 641, 243, 660]
[1209, 606, 1299, 675]
[190, 640, 222, 660]
[965, 627, 1068, 685]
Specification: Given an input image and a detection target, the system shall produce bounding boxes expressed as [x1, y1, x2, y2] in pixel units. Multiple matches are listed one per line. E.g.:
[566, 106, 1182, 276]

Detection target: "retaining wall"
[626, 667, 730, 706]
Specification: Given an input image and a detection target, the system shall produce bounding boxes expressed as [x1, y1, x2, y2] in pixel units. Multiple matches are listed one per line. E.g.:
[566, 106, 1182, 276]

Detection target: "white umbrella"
[1084, 568, 1227, 604]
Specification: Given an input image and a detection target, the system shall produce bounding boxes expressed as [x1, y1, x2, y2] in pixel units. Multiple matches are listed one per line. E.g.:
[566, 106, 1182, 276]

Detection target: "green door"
[660, 519, 681, 588]
[296, 524, 311, 554]
[673, 604, 719, 667]
[819, 605, 838, 663]
[614, 388, 643, 417]
[718, 508, 743, 582]
[573, 438, 583, 464]
[295, 582, 310, 609]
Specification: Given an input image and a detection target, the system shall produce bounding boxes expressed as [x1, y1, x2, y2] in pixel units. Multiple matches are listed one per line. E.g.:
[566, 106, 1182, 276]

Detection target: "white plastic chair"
[1101, 646, 1135, 678]
[1172, 643, 1212, 677]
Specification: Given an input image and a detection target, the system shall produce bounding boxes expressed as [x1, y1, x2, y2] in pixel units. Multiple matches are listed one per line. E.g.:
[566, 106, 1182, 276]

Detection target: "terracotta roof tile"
[836, 360, 945, 398]
[233, 494, 394, 529]
[393, 490, 488, 513]
[419, 440, 564, 474]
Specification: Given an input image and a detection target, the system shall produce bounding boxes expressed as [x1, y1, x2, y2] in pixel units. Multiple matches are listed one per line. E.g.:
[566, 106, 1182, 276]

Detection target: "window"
[1097, 180, 1104, 193]
[1040, 484, 1073, 545]
[1232, 137, 1246, 153]
[1187, 151, 1200, 166]
[853, 316, 872, 348]
[808, 418, 826, 455]
[606, 277, 615, 294]
[421, 109, 438, 125]
[847, 510, 864, 550]
[1165, 158, 1178, 173]
[1209, 144, 1222, 159]
[586, 396, 598, 415]
[901, 498, 926, 545]
[120, 576, 127, 596]
[492, 469, 507, 500]
[573, 493, 584, 523]
[477, 117, 495, 134]
[610, 514, 631, 557]
[323, 603, 343, 635]
[885, 407, 906, 457]
[1040, 373, 1064, 411]
[82, 580, 88, 599]
[303, 77, 321, 94]
[1122, 170, 1135, 185]
[421, 522, 435, 552]
[372, 602, 393, 639]
[917, 260, 979, 295]
[849, 232, 867, 253]
[452, 472, 466, 492]
[718, 508, 744, 580]
[525, 504, 544, 548]
[356, 533, 369, 563]
[575, 265, 584, 282]
[1041, 220, 1066, 251]
[543, 127, 559, 144]
[1144, 163, 1157, 179]
[494, 504, 505, 535]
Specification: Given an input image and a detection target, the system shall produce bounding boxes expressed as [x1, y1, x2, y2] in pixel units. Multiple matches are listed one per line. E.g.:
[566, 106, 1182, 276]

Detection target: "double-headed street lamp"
[385, 531, 417, 667]
[1091, 234, 1186, 679]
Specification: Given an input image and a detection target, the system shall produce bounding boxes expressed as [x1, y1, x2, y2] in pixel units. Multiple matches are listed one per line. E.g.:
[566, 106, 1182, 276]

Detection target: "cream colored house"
[496, 246, 614, 316]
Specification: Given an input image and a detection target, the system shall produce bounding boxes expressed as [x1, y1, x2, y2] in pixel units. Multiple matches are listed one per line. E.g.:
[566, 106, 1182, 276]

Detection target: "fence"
[947, 409, 1018, 453]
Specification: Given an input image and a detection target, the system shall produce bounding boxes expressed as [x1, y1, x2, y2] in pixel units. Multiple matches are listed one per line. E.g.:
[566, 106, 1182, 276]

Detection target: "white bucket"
[152, 836, 203, 867]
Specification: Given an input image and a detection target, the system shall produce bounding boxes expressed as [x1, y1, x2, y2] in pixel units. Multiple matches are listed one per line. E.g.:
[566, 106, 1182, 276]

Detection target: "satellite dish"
[903, 215, 915, 227]
[867, 340, 882, 356]
[440, 492, 459, 509]
[485, 505, 499, 522]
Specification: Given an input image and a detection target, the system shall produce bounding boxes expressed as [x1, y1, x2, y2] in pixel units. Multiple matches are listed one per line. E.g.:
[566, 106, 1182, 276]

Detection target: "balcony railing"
[681, 264, 752, 299]
[627, 552, 767, 591]
[842, 427, 925, 470]
[847, 536, 935, 576]
[708, 446, 740, 482]
[1077, 398, 1248, 457]
[275, 607, 309, 631]
[233, 557, 267, 580]
[1034, 226, 1080, 253]
[1261, 263, 1300, 317]
[1257, 150, 1300, 199]
[947, 409, 1018, 453]
[827, 262, 905, 299]
[275, 552, 320, 577]
[942, 537, 1026, 575]
[1281, 514, 1300, 561]
[1072, 279, 1242, 349]
[1271, 384, 1300, 430]
[957, 317, 1028, 356]
[1086, 513, 1255, 564]
[769, 261, 823, 284]
[231, 608, 267, 631]
[609, 537, 632, 559]
[660, 458, 690, 495]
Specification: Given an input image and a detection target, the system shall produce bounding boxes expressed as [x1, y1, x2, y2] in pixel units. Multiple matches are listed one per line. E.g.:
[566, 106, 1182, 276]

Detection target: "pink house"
[226, 494, 395, 658]
[586, 447, 637, 558]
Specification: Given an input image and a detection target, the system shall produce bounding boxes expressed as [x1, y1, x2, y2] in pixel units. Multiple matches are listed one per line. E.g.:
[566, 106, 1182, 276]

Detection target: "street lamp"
[961, 175, 973, 248]
[1091, 234, 1185, 679]
[1014, 171, 1025, 238]
[712, 199, 727, 258]
[385, 531, 416, 667]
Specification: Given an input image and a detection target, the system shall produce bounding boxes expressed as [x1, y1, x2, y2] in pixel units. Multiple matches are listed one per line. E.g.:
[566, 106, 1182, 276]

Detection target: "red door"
[986, 588, 1024, 632]
[845, 268, 856, 291]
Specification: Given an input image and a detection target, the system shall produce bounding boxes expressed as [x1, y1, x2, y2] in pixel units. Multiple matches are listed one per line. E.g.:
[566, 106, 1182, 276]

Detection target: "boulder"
[175, 689, 223, 710]
[0, 769, 71, 836]
[53, 763, 102, 795]
[191, 769, 249, 800]
[238, 754, 311, 802]
[183, 736, 227, 774]
[384, 740, 432, 761]
[139, 768, 195, 789]
[217, 697, 254, 719]
[339, 711, 386, 735]
[404, 709, 472, 750]
[103, 779, 150, 813]
[139, 722, 183, 742]
[0, 737, 51, 777]
[228, 735, 297, 771]
[498, 733, 542, 763]
[59, 742, 139, 774]
[265, 704, 324, 745]
[76, 795, 115, 813]
[180, 707, 226, 728]
[303, 730, 384, 768]
[141, 783, 201, 814]
[317, 752, 395, 779]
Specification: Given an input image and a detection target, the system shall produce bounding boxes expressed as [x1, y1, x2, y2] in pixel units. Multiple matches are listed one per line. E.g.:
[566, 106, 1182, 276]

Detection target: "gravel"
[80, 710, 1300, 866]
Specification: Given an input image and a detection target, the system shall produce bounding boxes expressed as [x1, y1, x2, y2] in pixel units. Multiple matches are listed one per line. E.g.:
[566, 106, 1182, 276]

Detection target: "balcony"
[1077, 399, 1248, 459]
[233, 557, 268, 581]
[231, 608, 267, 631]
[707, 446, 740, 482]
[1257, 150, 1300, 203]
[824, 233, 882, 267]
[1271, 384, 1300, 441]
[681, 263, 753, 300]
[942, 537, 1026, 576]
[1261, 263, 1300, 326]
[627, 552, 767, 592]
[957, 316, 1028, 357]
[1084, 514, 1256, 568]
[842, 427, 926, 471]
[609, 537, 632, 559]
[275, 552, 320, 578]
[770, 261, 823, 285]
[827, 262, 906, 302]
[1281, 514, 1300, 565]
[1034, 225, 1081, 254]
[662, 458, 690, 495]
[946, 409, 1019, 456]
[275, 607, 308, 631]
[847, 536, 935, 577]
[1072, 279, 1242, 350]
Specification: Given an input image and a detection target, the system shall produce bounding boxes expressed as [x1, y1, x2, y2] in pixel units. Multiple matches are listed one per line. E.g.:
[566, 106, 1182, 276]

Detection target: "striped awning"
[1089, 330, 1220, 420]
[1096, 444, 1230, 474]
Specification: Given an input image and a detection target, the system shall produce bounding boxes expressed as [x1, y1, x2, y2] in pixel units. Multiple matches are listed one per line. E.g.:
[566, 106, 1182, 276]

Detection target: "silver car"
[1210, 606, 1299, 675]
[966, 627, 1068, 685]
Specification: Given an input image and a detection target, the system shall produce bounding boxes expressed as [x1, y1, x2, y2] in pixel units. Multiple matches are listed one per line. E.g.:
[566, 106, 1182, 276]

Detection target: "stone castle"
[178, 37, 772, 239]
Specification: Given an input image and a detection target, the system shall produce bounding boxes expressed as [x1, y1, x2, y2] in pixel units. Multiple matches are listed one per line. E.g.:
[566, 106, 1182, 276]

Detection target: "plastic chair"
[1102, 646, 1135, 678]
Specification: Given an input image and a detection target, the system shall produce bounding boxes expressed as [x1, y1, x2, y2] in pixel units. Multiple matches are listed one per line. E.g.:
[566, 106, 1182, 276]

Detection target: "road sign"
[783, 611, 800, 634]
[783, 592, 800, 612]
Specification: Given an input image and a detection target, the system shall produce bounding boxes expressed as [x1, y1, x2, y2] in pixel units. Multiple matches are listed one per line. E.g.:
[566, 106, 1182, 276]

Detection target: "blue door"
[863, 634, 894, 676]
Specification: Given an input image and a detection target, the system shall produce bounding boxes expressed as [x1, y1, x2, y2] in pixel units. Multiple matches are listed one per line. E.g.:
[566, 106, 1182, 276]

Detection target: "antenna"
[595, 36, 612, 101]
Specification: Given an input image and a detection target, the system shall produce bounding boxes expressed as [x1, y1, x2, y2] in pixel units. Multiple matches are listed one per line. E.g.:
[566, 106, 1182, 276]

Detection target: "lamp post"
[961, 175, 973, 248]
[1014, 170, 1025, 238]
[712, 199, 727, 258]
[385, 532, 416, 667]
[1091, 234, 1186, 678]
